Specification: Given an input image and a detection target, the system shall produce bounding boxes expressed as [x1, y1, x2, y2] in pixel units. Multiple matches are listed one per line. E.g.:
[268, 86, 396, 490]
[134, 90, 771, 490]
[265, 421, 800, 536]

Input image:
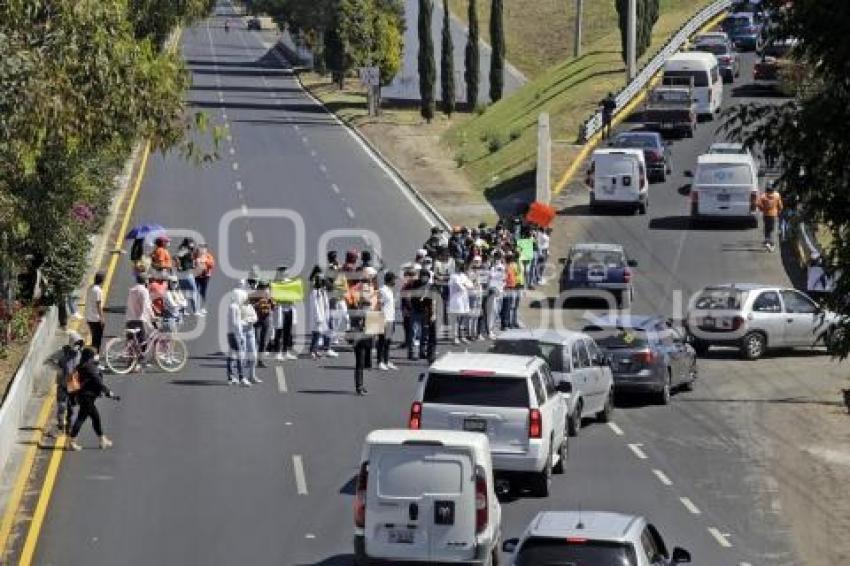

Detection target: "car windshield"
[663, 69, 709, 88]
[727, 16, 752, 28]
[514, 537, 638, 566]
[696, 163, 754, 185]
[651, 89, 690, 104]
[423, 373, 529, 407]
[490, 340, 565, 372]
[709, 145, 745, 155]
[612, 134, 657, 149]
[694, 288, 745, 310]
[695, 43, 728, 56]
[583, 325, 649, 350]
[570, 250, 625, 267]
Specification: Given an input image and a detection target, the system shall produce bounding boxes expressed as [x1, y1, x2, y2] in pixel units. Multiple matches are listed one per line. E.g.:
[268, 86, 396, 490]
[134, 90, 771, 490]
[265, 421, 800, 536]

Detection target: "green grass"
[444, 0, 715, 196]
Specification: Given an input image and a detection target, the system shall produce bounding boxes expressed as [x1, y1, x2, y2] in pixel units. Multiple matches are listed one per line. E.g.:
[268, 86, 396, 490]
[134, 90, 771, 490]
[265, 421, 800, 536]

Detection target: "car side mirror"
[502, 538, 520, 553]
[671, 547, 692, 563]
[556, 381, 573, 394]
[627, 259, 639, 268]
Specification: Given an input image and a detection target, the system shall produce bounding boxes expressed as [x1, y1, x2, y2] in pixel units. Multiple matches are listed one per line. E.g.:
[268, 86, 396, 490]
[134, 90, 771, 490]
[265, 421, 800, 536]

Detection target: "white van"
[586, 149, 649, 214]
[691, 153, 759, 223]
[663, 51, 723, 117]
[354, 429, 502, 565]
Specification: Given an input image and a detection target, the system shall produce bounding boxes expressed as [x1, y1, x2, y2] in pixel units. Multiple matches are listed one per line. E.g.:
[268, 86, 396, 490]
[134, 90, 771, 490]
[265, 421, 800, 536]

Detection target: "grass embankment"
[444, 0, 714, 197]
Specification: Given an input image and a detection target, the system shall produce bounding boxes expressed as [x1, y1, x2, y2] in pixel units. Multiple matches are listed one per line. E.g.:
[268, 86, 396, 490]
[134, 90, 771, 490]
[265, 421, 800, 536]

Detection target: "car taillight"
[475, 467, 488, 534]
[750, 191, 758, 212]
[528, 408, 542, 439]
[624, 267, 632, 283]
[720, 56, 731, 63]
[647, 150, 663, 162]
[632, 349, 656, 364]
[354, 461, 368, 528]
[731, 315, 745, 330]
[408, 401, 422, 429]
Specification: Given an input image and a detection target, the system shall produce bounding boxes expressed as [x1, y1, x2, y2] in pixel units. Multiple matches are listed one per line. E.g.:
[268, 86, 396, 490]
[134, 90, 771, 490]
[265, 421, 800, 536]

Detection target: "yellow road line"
[553, 9, 729, 195]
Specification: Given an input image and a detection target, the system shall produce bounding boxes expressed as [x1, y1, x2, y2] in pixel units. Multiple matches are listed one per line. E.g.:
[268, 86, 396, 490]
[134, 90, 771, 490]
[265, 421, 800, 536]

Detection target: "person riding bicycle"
[126, 273, 155, 345]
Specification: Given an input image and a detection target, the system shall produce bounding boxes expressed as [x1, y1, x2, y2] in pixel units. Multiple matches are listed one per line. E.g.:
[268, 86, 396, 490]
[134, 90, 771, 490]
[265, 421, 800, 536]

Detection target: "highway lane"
[29, 9, 801, 566]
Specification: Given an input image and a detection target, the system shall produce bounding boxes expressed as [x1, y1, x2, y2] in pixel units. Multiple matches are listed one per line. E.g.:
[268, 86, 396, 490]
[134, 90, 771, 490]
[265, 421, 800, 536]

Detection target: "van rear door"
[420, 372, 530, 456]
[367, 443, 476, 562]
[695, 163, 756, 215]
[594, 153, 640, 203]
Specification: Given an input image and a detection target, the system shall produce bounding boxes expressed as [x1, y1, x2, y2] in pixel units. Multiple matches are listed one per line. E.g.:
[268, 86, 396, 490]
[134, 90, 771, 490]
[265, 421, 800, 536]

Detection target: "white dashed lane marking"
[275, 366, 287, 393]
[246, 230, 254, 244]
[319, 164, 327, 174]
[235, 181, 243, 191]
[627, 443, 648, 460]
[652, 469, 673, 486]
[331, 184, 340, 194]
[310, 150, 317, 158]
[708, 527, 733, 548]
[679, 497, 701, 515]
[229, 147, 235, 155]
[232, 162, 239, 171]
[293, 455, 308, 495]
[346, 207, 355, 219]
[608, 422, 623, 436]
[222, 113, 228, 121]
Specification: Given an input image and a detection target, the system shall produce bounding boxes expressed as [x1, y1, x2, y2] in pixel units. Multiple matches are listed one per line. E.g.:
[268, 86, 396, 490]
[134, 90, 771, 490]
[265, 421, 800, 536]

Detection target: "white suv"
[411, 353, 570, 497]
[503, 510, 692, 565]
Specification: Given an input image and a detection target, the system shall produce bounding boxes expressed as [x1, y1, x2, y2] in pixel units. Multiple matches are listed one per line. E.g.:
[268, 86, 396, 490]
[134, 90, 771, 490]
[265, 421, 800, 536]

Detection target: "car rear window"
[582, 325, 649, 349]
[424, 373, 530, 407]
[490, 340, 564, 372]
[726, 15, 752, 28]
[695, 43, 728, 56]
[663, 69, 709, 87]
[694, 288, 745, 310]
[612, 134, 657, 149]
[378, 453, 463, 497]
[514, 537, 638, 566]
[570, 250, 625, 267]
[696, 163, 754, 185]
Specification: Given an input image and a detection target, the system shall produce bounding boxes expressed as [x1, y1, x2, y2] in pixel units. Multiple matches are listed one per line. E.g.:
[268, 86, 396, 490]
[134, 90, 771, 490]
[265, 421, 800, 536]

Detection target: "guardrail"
[579, 0, 731, 142]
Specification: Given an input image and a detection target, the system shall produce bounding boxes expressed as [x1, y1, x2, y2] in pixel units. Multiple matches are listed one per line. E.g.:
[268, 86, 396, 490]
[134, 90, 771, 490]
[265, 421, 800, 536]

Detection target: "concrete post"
[536, 113, 551, 204]
[627, 0, 637, 80]
[574, 0, 584, 58]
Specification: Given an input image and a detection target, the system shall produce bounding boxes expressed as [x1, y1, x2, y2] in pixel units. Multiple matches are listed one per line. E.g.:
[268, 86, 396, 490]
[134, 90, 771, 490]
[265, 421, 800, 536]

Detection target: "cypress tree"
[464, 0, 480, 109]
[418, 0, 436, 122]
[440, 0, 455, 116]
[489, 0, 505, 102]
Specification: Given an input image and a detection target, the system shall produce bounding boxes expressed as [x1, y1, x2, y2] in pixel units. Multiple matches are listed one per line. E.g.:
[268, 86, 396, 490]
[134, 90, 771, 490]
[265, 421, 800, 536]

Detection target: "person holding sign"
[349, 267, 380, 395]
[271, 265, 301, 361]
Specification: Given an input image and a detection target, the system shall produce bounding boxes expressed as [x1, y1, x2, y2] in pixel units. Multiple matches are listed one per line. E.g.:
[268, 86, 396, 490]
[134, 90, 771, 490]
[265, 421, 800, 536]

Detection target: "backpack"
[66, 369, 82, 394]
[178, 251, 194, 272]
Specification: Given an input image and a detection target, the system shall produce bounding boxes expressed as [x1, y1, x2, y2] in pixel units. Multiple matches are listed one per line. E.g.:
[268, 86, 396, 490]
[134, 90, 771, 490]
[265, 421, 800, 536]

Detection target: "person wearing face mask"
[376, 272, 398, 371]
[55, 332, 84, 435]
[68, 347, 120, 451]
[162, 275, 187, 333]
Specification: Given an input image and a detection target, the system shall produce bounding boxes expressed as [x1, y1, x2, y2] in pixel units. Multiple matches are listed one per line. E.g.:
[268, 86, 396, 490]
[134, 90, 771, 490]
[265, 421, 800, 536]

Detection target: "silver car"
[503, 510, 692, 565]
[686, 284, 842, 360]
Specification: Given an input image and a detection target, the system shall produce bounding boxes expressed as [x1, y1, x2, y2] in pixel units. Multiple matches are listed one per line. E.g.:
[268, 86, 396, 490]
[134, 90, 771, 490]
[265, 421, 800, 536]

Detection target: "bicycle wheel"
[153, 335, 188, 373]
[104, 337, 138, 375]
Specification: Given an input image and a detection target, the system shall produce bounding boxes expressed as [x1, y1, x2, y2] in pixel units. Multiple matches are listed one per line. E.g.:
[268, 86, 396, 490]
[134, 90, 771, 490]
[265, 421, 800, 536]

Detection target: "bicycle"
[104, 323, 188, 374]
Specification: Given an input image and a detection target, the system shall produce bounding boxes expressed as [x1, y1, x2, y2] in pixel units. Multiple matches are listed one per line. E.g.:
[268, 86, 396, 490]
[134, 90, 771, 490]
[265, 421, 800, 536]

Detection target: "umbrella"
[125, 223, 166, 240]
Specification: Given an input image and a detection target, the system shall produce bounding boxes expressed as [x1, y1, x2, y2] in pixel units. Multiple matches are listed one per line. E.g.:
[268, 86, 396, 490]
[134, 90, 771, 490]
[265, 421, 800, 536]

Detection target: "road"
[383, 0, 526, 104]
[24, 7, 810, 566]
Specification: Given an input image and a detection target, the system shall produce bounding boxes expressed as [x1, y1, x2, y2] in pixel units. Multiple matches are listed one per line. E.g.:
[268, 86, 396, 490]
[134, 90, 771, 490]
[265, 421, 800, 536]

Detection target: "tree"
[489, 0, 505, 102]
[723, 0, 850, 356]
[440, 0, 456, 116]
[418, 0, 436, 122]
[464, 0, 480, 109]
[128, 0, 215, 48]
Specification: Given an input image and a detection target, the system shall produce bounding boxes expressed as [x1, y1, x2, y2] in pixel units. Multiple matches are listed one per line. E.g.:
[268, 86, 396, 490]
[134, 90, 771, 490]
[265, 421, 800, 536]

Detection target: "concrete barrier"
[0, 307, 57, 471]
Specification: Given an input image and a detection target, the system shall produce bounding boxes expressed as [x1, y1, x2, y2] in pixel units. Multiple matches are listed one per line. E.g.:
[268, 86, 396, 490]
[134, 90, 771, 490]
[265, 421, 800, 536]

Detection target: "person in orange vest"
[758, 183, 783, 252]
[150, 237, 172, 272]
[193, 243, 215, 316]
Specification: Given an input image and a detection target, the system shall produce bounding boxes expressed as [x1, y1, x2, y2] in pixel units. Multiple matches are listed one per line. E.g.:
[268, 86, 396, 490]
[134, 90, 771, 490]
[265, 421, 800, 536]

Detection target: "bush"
[455, 153, 467, 168]
[487, 133, 505, 153]
[474, 104, 488, 116]
[509, 129, 522, 141]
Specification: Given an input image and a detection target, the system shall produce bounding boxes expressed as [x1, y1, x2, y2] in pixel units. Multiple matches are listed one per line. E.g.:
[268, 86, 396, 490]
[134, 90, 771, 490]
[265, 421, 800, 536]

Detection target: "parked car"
[692, 39, 740, 83]
[559, 243, 638, 309]
[502, 510, 692, 565]
[690, 153, 761, 226]
[643, 83, 697, 138]
[583, 315, 697, 405]
[490, 329, 615, 437]
[723, 12, 762, 51]
[353, 429, 502, 565]
[608, 130, 672, 182]
[586, 149, 650, 214]
[410, 353, 570, 497]
[686, 284, 842, 360]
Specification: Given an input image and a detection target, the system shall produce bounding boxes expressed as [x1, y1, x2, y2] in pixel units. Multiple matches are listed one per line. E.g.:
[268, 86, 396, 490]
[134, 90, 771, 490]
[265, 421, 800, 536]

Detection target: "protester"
[150, 237, 172, 271]
[56, 332, 84, 435]
[175, 238, 199, 315]
[349, 270, 379, 395]
[239, 286, 260, 385]
[308, 274, 331, 359]
[85, 272, 106, 353]
[448, 267, 474, 344]
[758, 183, 784, 252]
[68, 347, 119, 451]
[251, 280, 275, 367]
[376, 272, 397, 371]
[227, 286, 246, 385]
[126, 273, 155, 346]
[162, 275, 187, 332]
[193, 243, 215, 316]
[272, 265, 298, 361]
[600, 92, 617, 139]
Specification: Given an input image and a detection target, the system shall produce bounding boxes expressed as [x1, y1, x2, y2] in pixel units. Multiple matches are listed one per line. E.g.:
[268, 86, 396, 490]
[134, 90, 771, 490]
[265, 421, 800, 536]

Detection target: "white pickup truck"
[410, 353, 570, 497]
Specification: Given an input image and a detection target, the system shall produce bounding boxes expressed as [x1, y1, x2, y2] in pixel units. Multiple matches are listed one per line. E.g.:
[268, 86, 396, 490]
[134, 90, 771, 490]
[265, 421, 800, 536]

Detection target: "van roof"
[528, 511, 644, 542]
[666, 51, 718, 67]
[493, 328, 589, 347]
[697, 153, 754, 165]
[429, 352, 542, 376]
[365, 428, 490, 452]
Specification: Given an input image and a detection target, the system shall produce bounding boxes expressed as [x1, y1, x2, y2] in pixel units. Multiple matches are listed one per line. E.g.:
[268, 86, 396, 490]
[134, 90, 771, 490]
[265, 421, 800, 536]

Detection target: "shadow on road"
[298, 556, 354, 566]
[678, 396, 842, 407]
[297, 389, 356, 395]
[169, 379, 229, 387]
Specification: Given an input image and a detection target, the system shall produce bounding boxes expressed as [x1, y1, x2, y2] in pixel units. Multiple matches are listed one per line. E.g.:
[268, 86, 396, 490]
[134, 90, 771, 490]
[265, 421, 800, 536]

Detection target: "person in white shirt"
[227, 287, 246, 385]
[162, 276, 188, 333]
[125, 274, 155, 345]
[486, 253, 507, 336]
[85, 272, 106, 352]
[536, 228, 551, 285]
[308, 276, 335, 359]
[376, 272, 398, 370]
[448, 269, 474, 344]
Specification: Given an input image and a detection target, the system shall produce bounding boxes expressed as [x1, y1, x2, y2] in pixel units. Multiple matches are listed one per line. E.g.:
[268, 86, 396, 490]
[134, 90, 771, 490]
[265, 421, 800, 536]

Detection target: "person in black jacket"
[68, 348, 119, 451]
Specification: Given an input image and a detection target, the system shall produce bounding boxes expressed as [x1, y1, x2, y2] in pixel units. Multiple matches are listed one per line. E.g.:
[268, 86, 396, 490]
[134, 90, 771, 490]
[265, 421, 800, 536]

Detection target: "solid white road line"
[301, 136, 309, 144]
[628, 443, 648, 460]
[246, 230, 254, 244]
[607, 422, 624, 436]
[346, 207, 355, 219]
[331, 184, 340, 194]
[708, 527, 733, 548]
[305, 534, 316, 539]
[275, 366, 287, 393]
[652, 469, 673, 486]
[679, 497, 701, 515]
[293, 455, 308, 495]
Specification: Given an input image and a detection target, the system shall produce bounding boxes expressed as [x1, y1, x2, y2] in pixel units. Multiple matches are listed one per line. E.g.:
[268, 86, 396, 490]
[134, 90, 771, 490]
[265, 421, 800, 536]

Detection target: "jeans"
[227, 332, 244, 380]
[764, 215, 777, 244]
[409, 312, 425, 360]
[178, 274, 198, 313]
[70, 397, 102, 438]
[243, 327, 257, 381]
[255, 316, 273, 354]
[56, 387, 74, 431]
[310, 330, 329, 354]
[376, 323, 394, 364]
[484, 290, 501, 336]
[195, 276, 210, 307]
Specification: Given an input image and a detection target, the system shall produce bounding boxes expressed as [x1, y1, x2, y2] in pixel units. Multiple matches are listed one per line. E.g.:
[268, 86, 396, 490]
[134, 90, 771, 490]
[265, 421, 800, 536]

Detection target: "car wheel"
[490, 544, 501, 566]
[692, 338, 709, 356]
[741, 331, 767, 360]
[656, 372, 672, 405]
[530, 446, 553, 497]
[568, 402, 582, 437]
[657, 170, 666, 183]
[597, 391, 615, 422]
[553, 438, 568, 474]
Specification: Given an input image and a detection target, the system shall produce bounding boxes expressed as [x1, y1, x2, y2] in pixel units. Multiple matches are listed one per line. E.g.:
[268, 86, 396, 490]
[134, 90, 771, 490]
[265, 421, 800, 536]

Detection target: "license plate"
[388, 528, 415, 544]
[463, 418, 487, 433]
[717, 193, 731, 202]
[703, 317, 715, 328]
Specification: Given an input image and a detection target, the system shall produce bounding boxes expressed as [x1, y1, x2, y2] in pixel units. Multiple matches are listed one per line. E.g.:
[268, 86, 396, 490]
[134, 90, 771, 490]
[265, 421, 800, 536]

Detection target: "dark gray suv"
[582, 315, 697, 404]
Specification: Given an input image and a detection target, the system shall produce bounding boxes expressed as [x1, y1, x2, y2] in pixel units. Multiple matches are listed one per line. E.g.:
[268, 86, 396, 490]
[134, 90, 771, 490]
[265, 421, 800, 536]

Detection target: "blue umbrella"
[125, 223, 166, 240]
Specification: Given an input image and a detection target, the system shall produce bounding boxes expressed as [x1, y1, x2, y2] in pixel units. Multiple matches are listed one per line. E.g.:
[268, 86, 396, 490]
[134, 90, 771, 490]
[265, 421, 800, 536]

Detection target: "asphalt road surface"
[29, 7, 807, 566]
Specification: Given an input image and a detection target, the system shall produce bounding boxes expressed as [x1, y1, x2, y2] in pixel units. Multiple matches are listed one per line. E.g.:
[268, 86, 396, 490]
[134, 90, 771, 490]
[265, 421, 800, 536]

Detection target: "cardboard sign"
[270, 278, 304, 303]
[365, 311, 385, 335]
[517, 238, 534, 263]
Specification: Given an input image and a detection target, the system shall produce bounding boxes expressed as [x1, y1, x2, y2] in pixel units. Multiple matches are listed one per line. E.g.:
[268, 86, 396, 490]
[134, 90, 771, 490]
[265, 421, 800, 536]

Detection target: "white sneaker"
[453, 338, 460, 345]
[378, 362, 389, 371]
[387, 362, 398, 370]
[285, 352, 297, 360]
[68, 440, 83, 451]
[228, 377, 239, 385]
[252, 376, 263, 384]
[275, 353, 285, 362]
[200, 308, 208, 315]
[99, 436, 113, 449]
[325, 349, 339, 358]
[240, 378, 252, 387]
